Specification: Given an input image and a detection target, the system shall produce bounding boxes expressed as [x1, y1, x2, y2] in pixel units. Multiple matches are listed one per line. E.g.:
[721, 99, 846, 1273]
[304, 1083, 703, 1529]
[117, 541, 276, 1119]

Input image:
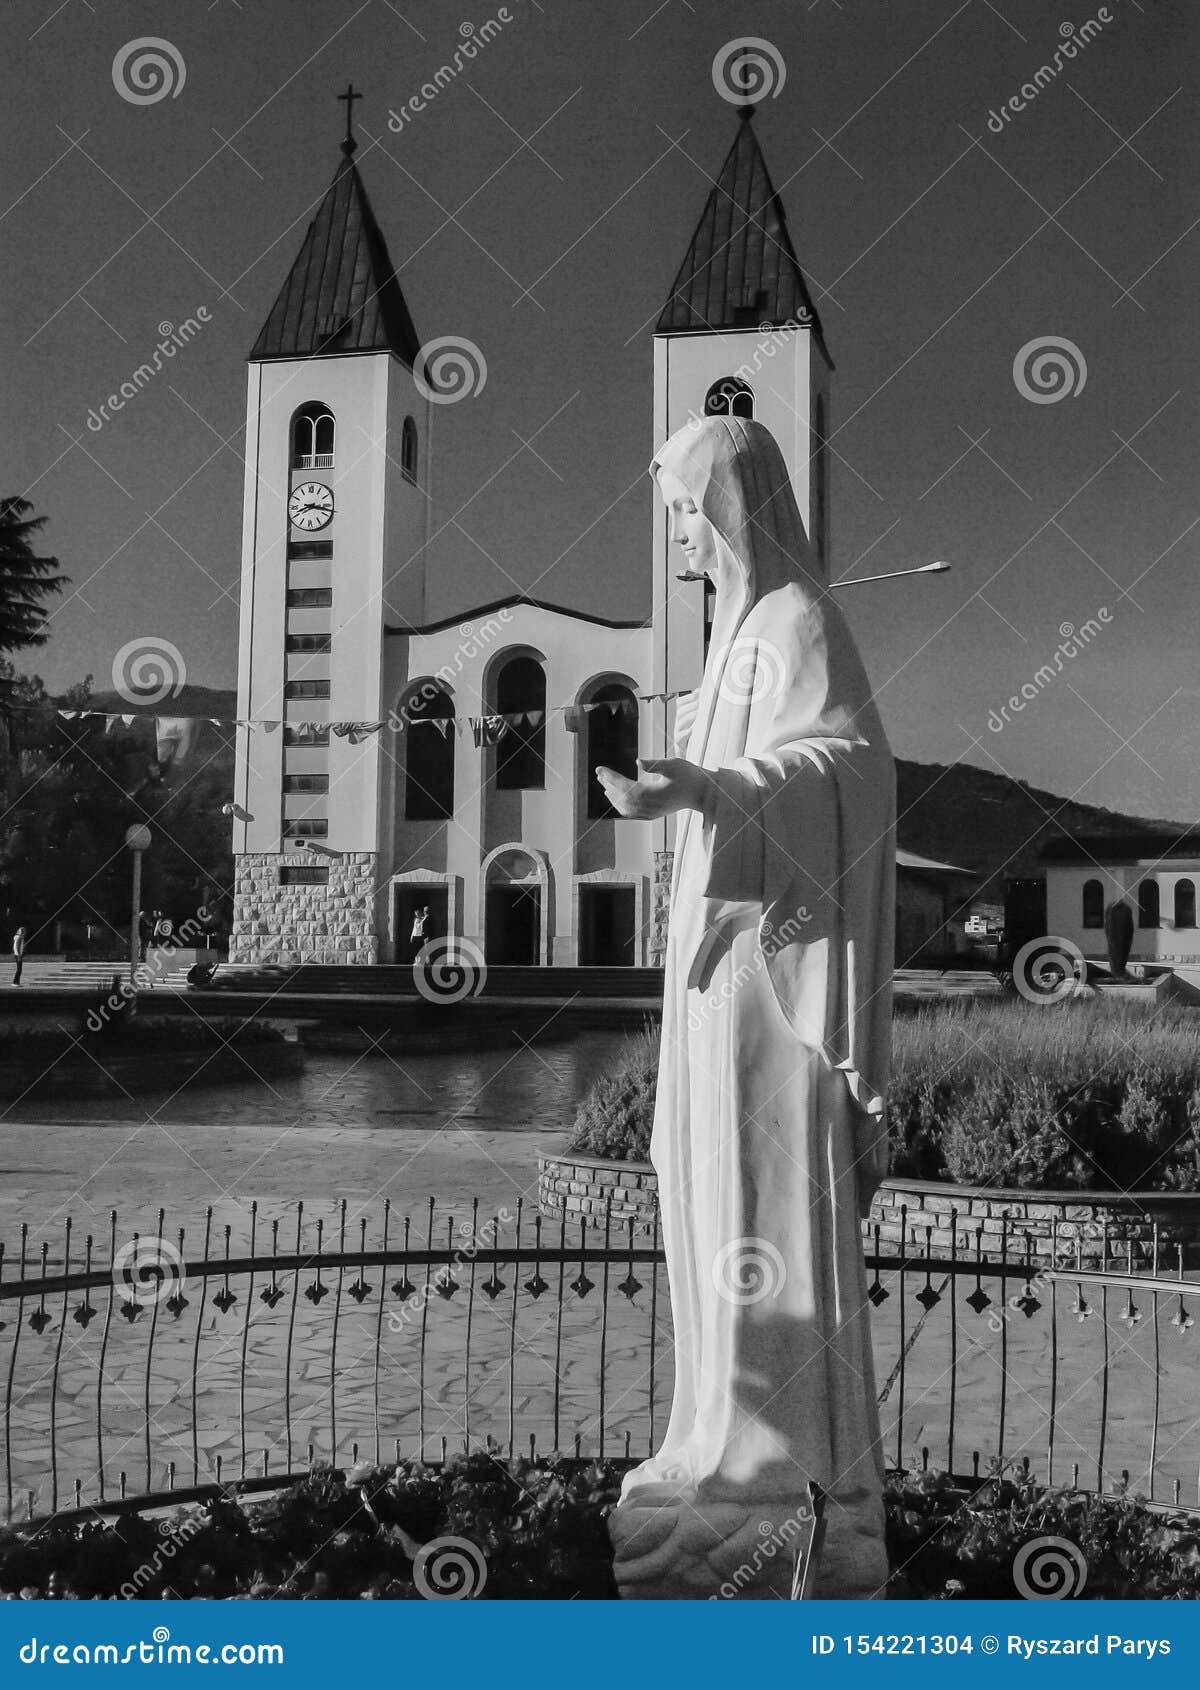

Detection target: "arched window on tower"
[1138, 879, 1160, 928]
[704, 377, 754, 419]
[495, 656, 546, 790]
[1082, 878, 1104, 928]
[402, 685, 455, 820]
[292, 403, 335, 469]
[1175, 878, 1196, 929]
[401, 416, 418, 484]
[813, 394, 829, 559]
[585, 684, 639, 819]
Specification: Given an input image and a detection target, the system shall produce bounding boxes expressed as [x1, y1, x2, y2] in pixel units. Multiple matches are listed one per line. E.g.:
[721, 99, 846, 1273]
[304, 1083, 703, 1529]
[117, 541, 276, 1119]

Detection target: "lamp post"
[124, 823, 151, 1003]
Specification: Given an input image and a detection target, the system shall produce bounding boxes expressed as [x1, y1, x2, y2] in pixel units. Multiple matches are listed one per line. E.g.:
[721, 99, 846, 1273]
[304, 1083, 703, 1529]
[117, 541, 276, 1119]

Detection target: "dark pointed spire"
[250, 92, 420, 364]
[657, 109, 826, 352]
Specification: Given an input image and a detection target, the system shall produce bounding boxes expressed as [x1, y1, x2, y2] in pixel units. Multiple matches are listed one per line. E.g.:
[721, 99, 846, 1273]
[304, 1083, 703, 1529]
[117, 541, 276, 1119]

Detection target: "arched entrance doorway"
[481, 846, 548, 966]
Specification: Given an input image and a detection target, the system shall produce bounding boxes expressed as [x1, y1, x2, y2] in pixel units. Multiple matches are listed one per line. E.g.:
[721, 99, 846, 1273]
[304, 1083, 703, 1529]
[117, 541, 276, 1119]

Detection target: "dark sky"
[3, 0, 1197, 818]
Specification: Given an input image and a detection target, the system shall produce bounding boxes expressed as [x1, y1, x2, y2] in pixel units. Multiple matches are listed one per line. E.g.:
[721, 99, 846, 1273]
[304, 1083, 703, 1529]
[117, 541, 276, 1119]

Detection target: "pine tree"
[0, 497, 67, 654]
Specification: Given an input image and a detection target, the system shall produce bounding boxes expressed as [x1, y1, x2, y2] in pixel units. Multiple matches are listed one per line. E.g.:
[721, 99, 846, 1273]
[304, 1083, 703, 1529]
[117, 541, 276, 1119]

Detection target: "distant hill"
[82, 685, 239, 718]
[896, 759, 1187, 897]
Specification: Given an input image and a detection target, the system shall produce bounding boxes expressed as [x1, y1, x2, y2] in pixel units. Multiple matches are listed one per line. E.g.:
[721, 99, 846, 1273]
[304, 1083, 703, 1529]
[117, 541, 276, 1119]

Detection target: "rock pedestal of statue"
[608, 1486, 888, 1601]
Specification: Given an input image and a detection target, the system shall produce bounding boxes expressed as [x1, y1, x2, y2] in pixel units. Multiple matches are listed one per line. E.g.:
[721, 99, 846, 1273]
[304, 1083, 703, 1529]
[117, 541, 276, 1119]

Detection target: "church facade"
[230, 108, 830, 967]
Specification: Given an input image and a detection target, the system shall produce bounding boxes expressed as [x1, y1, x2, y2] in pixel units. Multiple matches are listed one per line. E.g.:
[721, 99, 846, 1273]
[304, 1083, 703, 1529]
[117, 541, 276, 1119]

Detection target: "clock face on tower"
[288, 482, 334, 531]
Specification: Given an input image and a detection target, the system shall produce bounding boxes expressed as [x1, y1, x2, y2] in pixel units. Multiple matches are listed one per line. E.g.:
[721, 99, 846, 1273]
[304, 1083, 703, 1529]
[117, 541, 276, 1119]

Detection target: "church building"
[229, 104, 830, 967]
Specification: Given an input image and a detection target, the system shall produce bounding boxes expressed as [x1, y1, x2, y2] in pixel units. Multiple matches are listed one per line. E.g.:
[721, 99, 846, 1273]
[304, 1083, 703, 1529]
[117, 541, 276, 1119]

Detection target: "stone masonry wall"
[229, 851, 379, 966]
[538, 1154, 1200, 1267]
[649, 850, 673, 968]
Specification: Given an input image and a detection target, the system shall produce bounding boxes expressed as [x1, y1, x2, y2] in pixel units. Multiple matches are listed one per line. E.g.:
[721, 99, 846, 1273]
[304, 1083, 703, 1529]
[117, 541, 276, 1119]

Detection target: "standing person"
[137, 909, 152, 963]
[600, 418, 896, 1600]
[409, 904, 430, 961]
[11, 925, 26, 986]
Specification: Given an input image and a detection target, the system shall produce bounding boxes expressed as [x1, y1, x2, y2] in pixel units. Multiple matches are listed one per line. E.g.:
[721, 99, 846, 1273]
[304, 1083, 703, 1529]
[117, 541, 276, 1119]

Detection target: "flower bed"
[3, 1456, 1199, 1600]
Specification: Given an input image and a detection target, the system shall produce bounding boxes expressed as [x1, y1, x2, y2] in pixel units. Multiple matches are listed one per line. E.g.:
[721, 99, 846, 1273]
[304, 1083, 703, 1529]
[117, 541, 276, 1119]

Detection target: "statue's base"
[608, 1485, 888, 1601]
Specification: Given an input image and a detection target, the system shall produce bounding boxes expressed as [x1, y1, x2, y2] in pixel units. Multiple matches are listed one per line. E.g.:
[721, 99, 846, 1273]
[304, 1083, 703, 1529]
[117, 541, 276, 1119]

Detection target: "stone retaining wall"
[537, 1152, 1200, 1266]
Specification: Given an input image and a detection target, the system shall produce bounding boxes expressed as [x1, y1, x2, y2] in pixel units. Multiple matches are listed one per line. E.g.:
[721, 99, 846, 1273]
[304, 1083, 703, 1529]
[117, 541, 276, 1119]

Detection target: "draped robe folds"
[607, 418, 896, 1601]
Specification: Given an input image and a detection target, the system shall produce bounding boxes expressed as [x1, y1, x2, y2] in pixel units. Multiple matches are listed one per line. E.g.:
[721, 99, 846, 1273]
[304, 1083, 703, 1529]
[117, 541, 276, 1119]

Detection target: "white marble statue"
[597, 417, 896, 1600]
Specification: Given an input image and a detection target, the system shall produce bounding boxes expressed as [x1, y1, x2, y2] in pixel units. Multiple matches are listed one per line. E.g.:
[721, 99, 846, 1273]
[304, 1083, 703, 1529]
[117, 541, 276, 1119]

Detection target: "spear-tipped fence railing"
[2, 1200, 1199, 1524]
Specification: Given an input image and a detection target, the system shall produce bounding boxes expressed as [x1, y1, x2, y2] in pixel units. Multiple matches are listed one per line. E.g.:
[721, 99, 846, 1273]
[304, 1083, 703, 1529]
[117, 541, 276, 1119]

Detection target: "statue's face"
[658, 468, 720, 580]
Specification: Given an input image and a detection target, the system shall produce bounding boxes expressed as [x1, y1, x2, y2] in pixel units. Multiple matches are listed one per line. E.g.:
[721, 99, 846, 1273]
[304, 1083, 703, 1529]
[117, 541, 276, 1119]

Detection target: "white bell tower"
[231, 92, 432, 965]
[651, 106, 833, 708]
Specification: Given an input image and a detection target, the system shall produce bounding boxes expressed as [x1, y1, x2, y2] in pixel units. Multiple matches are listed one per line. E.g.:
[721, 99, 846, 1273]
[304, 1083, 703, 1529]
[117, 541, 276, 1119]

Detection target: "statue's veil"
[652, 417, 896, 1182]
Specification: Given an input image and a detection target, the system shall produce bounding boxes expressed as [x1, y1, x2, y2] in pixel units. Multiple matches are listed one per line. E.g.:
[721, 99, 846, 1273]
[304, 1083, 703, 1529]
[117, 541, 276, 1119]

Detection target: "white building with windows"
[230, 106, 831, 966]
[1042, 833, 1200, 966]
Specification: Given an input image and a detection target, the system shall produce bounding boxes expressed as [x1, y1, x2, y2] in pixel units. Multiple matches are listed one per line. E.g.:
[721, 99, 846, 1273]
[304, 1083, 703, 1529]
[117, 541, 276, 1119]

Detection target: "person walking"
[11, 925, 26, 986]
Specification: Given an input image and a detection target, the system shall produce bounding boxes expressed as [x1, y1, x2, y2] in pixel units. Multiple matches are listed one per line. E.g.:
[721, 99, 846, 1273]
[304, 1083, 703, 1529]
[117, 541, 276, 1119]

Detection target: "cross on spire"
[338, 82, 362, 155]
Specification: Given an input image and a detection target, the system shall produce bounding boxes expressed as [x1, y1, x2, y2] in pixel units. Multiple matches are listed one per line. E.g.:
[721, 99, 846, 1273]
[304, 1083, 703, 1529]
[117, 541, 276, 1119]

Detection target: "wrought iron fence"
[2, 1199, 1199, 1525]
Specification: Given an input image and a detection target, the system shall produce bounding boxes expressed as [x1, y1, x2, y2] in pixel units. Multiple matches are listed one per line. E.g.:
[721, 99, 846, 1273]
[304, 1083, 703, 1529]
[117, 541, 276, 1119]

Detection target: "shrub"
[568, 1025, 657, 1162]
[572, 999, 1200, 1192]
[888, 1466, 1200, 1600]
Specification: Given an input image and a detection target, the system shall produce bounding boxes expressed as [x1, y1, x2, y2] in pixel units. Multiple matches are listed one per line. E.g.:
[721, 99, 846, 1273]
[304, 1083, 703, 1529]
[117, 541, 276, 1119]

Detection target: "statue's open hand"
[595, 758, 709, 821]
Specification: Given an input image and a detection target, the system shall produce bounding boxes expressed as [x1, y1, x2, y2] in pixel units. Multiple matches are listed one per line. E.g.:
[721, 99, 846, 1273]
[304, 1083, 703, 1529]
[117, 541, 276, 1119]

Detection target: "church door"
[578, 886, 635, 966]
[393, 886, 448, 962]
[485, 885, 540, 965]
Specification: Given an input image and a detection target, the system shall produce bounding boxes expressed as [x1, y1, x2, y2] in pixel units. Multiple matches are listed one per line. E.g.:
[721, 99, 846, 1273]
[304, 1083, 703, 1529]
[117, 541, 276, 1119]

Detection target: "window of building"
[282, 819, 328, 838]
[813, 394, 828, 558]
[1082, 878, 1104, 928]
[401, 416, 418, 483]
[287, 588, 333, 609]
[292, 403, 335, 469]
[704, 377, 754, 419]
[402, 685, 455, 821]
[1138, 879, 1160, 928]
[280, 866, 329, 886]
[286, 633, 332, 654]
[1175, 879, 1196, 929]
[282, 774, 329, 794]
[283, 724, 330, 747]
[585, 685, 639, 819]
[495, 656, 546, 790]
[288, 541, 333, 561]
[284, 680, 331, 700]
